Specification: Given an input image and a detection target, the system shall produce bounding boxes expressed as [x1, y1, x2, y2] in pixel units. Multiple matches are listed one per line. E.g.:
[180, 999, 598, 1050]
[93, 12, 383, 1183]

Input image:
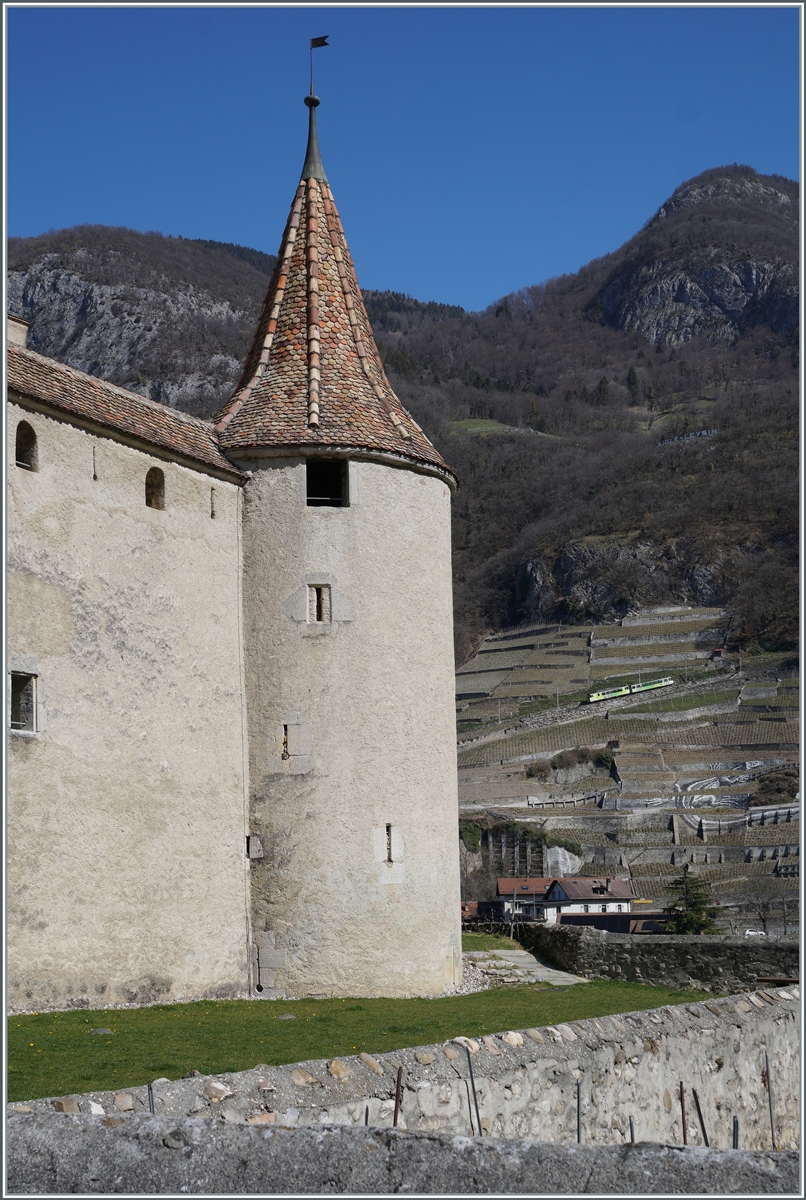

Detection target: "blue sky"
[5, 5, 801, 312]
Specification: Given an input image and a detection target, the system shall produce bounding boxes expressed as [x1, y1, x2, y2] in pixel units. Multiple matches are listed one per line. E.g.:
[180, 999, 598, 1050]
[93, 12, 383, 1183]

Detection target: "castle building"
[6, 94, 462, 1011]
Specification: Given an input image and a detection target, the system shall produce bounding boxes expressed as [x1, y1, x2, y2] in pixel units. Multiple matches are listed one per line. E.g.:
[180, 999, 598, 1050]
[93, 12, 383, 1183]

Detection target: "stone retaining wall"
[6, 1118, 798, 1195]
[517, 926, 799, 994]
[8, 990, 799, 1153]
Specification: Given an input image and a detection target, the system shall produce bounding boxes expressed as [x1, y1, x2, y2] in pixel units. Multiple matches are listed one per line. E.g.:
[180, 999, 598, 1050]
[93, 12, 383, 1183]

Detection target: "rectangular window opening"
[210, 487, 217, 518]
[281, 724, 289, 759]
[386, 823, 393, 863]
[10, 673, 36, 732]
[308, 585, 331, 624]
[306, 459, 348, 507]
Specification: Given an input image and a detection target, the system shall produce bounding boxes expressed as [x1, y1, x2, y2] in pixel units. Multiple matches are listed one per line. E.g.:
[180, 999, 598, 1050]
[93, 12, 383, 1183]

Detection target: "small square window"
[306, 459, 348, 507]
[10, 673, 36, 732]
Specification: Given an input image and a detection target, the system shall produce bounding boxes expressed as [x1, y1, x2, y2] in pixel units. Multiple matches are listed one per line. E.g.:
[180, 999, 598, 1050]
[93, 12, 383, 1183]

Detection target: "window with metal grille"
[10, 673, 36, 731]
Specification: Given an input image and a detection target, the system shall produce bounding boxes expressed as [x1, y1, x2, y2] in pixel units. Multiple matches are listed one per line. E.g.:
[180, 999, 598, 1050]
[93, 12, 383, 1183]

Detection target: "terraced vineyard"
[455, 606, 799, 928]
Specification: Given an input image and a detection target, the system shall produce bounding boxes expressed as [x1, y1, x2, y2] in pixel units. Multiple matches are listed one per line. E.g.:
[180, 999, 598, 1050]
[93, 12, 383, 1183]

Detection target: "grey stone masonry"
[518, 926, 799, 995]
[8, 990, 799, 1153]
[5, 1117, 799, 1195]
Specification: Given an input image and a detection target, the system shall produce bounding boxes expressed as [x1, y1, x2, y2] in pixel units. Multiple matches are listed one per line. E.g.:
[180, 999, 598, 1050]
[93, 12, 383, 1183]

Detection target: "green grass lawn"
[462, 931, 517, 951]
[8, 979, 710, 1103]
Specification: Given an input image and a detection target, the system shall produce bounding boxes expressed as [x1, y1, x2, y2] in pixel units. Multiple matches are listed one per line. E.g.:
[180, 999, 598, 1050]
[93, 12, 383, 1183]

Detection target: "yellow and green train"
[588, 677, 674, 704]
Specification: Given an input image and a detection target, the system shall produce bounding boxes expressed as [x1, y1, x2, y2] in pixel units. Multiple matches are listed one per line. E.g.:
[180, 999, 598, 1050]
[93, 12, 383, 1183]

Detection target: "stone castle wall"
[7, 401, 250, 1011]
[238, 454, 462, 998]
[516, 925, 798, 993]
[6, 1120, 798, 1195]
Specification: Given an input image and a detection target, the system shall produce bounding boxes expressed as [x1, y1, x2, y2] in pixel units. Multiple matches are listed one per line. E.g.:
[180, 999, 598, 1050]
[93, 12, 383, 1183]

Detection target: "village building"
[496, 877, 553, 920]
[542, 877, 633, 925]
[495, 876, 633, 925]
[6, 92, 462, 1012]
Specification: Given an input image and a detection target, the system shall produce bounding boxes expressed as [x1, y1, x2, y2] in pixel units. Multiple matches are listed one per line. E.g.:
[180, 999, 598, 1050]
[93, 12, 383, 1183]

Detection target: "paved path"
[463, 947, 586, 987]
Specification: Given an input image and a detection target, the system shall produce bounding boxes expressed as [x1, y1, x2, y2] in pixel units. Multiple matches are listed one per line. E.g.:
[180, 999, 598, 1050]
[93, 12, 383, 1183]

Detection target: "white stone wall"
[6, 401, 250, 1011]
[238, 454, 461, 998]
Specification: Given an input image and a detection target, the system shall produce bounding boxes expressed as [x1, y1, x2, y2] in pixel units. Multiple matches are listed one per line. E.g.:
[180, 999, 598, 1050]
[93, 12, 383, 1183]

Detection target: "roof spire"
[301, 92, 327, 182]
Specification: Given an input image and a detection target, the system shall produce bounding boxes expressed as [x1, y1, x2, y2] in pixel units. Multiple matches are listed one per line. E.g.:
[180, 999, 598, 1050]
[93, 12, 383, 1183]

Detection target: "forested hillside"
[370, 166, 798, 659]
[7, 165, 798, 659]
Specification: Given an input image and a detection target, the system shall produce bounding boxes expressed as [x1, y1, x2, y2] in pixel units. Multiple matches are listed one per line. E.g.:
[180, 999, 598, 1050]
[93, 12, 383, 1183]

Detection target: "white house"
[543, 877, 633, 925]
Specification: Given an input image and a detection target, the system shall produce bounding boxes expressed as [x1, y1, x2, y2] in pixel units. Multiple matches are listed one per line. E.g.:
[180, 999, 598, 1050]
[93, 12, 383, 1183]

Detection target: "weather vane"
[310, 35, 329, 95]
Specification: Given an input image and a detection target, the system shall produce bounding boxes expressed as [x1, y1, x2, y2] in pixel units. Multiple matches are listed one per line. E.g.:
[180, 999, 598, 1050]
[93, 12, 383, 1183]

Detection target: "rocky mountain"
[598, 170, 798, 345]
[6, 165, 799, 657]
[7, 227, 276, 417]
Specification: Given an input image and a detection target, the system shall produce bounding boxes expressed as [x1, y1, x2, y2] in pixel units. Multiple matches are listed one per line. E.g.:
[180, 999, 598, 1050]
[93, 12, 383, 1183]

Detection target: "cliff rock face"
[600, 252, 797, 345]
[517, 536, 729, 626]
[6, 228, 272, 417]
[598, 171, 798, 345]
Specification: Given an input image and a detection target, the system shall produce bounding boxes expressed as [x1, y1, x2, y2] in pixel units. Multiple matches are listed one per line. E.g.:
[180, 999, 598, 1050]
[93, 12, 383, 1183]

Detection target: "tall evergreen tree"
[663, 865, 718, 934]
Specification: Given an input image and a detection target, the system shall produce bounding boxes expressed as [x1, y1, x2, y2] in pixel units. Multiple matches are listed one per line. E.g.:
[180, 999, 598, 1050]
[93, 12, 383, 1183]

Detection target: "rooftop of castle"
[7, 342, 243, 480]
[213, 93, 455, 483]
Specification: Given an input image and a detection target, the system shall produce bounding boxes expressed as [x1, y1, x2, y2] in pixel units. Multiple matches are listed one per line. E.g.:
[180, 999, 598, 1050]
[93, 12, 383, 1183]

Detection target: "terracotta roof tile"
[7, 344, 242, 479]
[214, 99, 456, 484]
[497, 878, 553, 895]
[546, 878, 633, 901]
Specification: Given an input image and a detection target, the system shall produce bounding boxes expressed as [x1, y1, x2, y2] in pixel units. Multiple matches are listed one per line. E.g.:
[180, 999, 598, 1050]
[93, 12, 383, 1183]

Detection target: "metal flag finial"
[309, 35, 329, 94]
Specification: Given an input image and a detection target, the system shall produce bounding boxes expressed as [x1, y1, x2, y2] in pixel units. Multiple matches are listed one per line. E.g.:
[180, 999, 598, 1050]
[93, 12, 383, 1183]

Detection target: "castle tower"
[215, 94, 462, 998]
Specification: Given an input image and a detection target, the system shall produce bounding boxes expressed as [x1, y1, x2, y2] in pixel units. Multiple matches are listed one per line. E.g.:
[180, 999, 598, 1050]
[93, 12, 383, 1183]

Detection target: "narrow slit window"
[15, 421, 38, 471]
[306, 459, 348, 507]
[308, 585, 331, 624]
[145, 467, 165, 509]
[386, 824, 393, 863]
[210, 487, 216, 518]
[281, 725, 289, 759]
[10, 673, 36, 732]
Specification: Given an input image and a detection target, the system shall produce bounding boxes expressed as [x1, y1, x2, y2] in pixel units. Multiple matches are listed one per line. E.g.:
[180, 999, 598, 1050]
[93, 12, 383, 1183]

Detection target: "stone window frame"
[307, 584, 331, 624]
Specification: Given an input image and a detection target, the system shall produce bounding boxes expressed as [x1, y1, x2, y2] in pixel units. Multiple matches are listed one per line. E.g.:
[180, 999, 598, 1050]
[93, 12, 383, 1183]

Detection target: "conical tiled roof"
[214, 96, 454, 482]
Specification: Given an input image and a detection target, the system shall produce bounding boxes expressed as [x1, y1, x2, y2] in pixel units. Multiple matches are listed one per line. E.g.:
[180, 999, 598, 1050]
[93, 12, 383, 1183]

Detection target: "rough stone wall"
[238, 454, 461, 998]
[516, 926, 799, 994]
[7, 401, 250, 1011]
[9, 991, 799, 1153]
[5, 1118, 799, 1195]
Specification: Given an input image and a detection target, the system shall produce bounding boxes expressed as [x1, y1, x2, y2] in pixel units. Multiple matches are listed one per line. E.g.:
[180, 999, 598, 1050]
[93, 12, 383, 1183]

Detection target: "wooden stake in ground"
[465, 1046, 483, 1136]
[765, 1051, 777, 1150]
[692, 1088, 709, 1147]
[393, 1066, 403, 1127]
[679, 1082, 688, 1145]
